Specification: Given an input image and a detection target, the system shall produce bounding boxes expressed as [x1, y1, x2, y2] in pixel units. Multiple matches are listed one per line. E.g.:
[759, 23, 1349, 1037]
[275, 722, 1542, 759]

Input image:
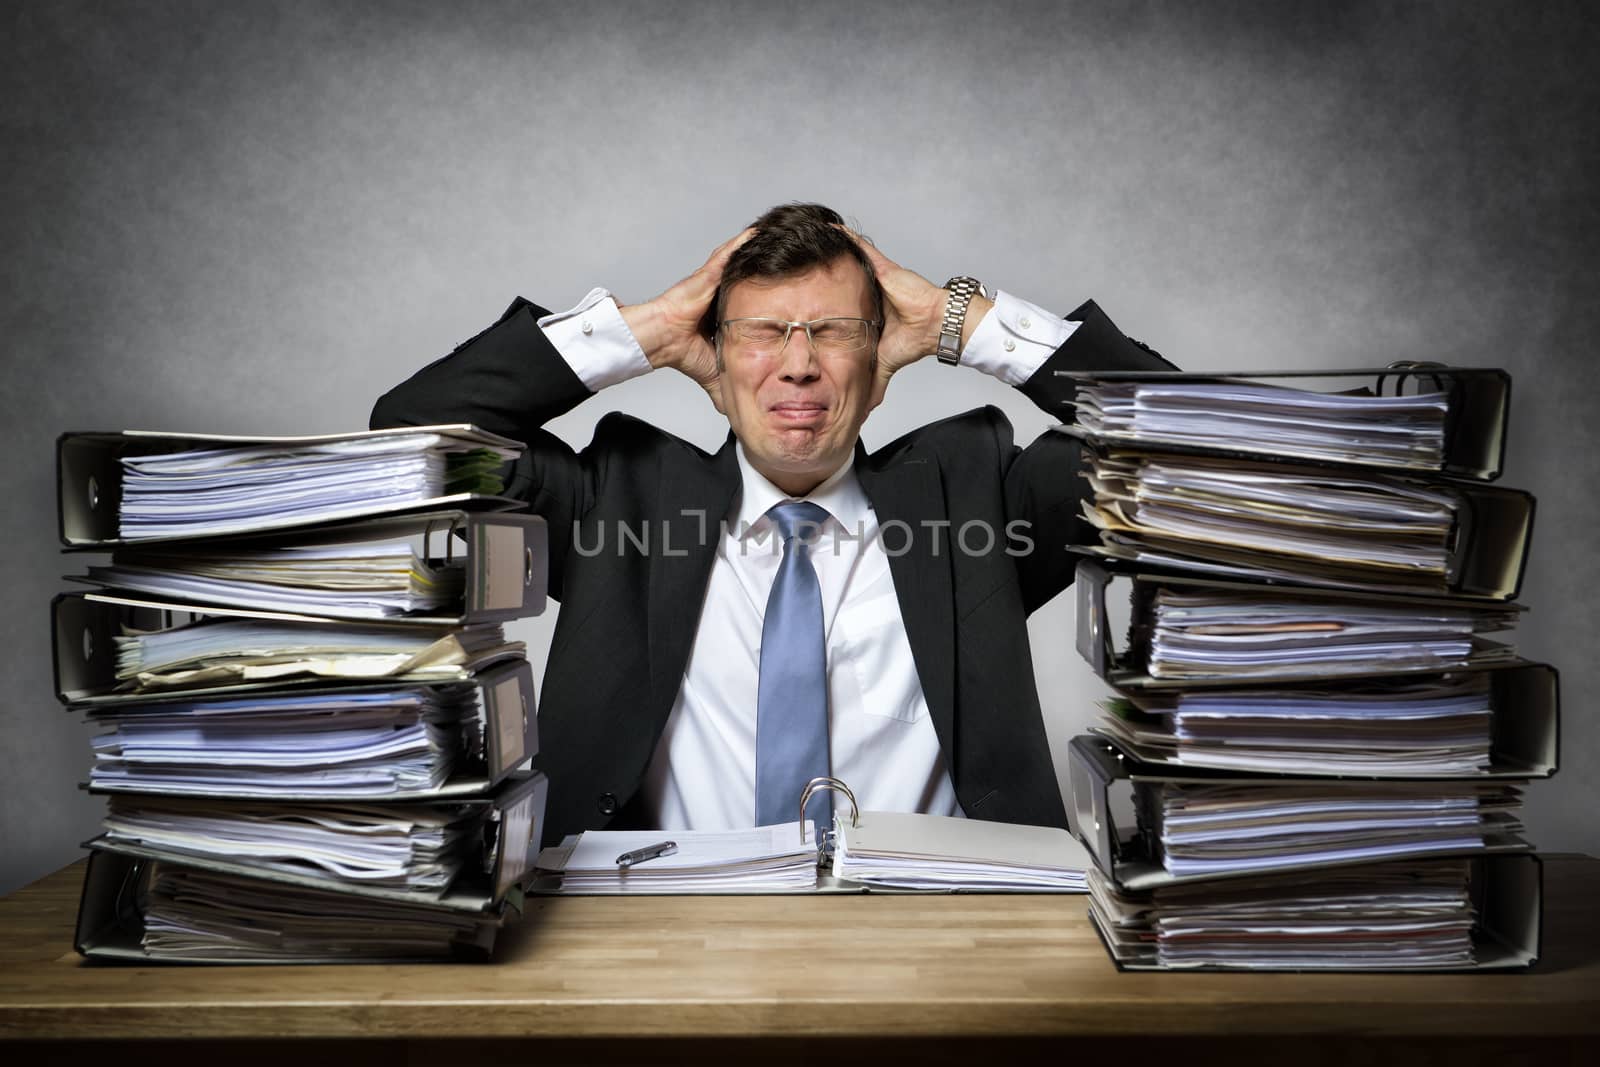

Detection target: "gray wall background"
[3, 0, 1596, 893]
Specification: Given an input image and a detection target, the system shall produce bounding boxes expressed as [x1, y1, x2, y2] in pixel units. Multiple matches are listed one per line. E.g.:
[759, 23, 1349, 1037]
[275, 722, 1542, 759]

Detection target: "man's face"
[717, 256, 878, 496]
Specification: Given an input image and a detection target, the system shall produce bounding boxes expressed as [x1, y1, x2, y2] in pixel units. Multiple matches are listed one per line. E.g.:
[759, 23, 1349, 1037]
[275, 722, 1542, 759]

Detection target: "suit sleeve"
[369, 297, 603, 600]
[1015, 298, 1177, 413]
[1004, 299, 1177, 613]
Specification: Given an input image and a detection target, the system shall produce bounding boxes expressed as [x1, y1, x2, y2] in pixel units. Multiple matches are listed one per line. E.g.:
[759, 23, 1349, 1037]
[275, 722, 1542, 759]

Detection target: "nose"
[777, 326, 820, 382]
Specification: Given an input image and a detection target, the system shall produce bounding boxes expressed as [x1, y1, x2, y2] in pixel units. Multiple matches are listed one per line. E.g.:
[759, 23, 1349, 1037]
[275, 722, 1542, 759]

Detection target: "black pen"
[615, 840, 678, 868]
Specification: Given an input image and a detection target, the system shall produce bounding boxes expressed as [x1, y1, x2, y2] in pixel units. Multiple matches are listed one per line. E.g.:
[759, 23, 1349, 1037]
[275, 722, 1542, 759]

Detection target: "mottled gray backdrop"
[4, 0, 1597, 893]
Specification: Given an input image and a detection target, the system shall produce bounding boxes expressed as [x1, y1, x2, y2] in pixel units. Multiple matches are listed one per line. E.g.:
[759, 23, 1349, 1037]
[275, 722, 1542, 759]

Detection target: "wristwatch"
[935, 276, 988, 366]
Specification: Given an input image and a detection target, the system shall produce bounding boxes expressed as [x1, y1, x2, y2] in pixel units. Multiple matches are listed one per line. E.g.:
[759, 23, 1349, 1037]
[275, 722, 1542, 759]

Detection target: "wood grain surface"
[1, 856, 1596, 1047]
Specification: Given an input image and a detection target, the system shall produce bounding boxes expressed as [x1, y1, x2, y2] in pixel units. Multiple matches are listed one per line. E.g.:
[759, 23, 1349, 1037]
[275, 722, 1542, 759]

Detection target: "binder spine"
[57, 432, 126, 546]
[481, 659, 538, 784]
[490, 771, 549, 900]
[462, 512, 549, 620]
[1065, 736, 1123, 877]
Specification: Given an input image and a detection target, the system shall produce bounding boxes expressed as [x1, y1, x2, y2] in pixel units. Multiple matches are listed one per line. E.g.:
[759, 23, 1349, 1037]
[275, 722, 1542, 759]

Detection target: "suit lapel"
[856, 444, 957, 764]
[646, 434, 741, 718]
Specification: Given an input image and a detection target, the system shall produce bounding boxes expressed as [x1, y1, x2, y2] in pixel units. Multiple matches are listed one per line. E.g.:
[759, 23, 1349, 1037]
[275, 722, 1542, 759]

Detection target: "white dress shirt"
[537, 287, 1079, 829]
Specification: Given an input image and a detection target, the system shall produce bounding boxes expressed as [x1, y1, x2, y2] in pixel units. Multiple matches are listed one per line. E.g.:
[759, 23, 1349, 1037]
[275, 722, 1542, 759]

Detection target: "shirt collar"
[731, 443, 872, 538]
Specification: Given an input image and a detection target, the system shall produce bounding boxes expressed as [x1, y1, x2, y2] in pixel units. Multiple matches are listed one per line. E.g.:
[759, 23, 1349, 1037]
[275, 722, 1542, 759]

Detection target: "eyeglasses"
[718, 317, 882, 355]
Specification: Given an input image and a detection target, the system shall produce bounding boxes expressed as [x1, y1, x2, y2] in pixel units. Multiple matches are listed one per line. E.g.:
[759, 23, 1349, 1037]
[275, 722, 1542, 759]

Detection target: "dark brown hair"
[703, 203, 884, 338]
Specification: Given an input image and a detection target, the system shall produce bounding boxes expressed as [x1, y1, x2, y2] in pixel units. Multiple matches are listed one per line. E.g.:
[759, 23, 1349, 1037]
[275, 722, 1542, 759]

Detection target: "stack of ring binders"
[1057, 365, 1553, 972]
[53, 425, 551, 964]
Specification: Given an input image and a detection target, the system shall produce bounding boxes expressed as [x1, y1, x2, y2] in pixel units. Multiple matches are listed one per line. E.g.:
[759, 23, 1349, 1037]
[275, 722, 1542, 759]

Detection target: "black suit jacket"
[372, 297, 1172, 844]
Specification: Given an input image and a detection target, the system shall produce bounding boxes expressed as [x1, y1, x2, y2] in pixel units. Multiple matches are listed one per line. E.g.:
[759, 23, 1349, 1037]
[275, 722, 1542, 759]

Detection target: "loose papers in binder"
[1088, 858, 1478, 970]
[113, 429, 518, 540]
[1078, 450, 1533, 598]
[1095, 674, 1495, 776]
[136, 860, 489, 961]
[1143, 588, 1517, 681]
[1073, 379, 1449, 471]
[112, 618, 522, 691]
[86, 685, 482, 796]
[1151, 781, 1522, 877]
[101, 795, 476, 892]
[85, 537, 464, 620]
[1083, 452, 1456, 581]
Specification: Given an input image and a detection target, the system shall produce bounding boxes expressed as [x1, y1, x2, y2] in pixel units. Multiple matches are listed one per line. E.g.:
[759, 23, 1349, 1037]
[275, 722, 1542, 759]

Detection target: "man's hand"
[847, 232, 994, 408]
[620, 228, 754, 413]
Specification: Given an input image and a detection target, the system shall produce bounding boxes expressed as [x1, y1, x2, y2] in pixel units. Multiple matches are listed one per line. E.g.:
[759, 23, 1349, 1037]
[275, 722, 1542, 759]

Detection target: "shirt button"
[597, 792, 618, 815]
[580, 319, 594, 335]
[1019, 316, 1032, 330]
[1003, 338, 1016, 352]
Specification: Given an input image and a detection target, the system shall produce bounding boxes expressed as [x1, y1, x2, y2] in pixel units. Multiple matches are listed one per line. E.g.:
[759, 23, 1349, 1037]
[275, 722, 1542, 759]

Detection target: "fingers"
[833, 223, 898, 276]
[703, 227, 758, 272]
[666, 228, 755, 315]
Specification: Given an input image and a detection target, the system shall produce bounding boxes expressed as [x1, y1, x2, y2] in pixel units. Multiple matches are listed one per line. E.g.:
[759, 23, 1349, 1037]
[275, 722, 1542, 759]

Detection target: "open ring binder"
[799, 776, 859, 845]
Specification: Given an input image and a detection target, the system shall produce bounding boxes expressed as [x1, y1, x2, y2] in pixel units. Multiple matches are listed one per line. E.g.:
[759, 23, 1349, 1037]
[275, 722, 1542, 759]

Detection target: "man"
[372, 203, 1173, 844]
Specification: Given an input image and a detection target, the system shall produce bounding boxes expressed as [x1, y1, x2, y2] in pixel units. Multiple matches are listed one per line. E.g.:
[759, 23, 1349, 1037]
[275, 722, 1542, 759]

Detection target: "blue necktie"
[754, 501, 832, 835]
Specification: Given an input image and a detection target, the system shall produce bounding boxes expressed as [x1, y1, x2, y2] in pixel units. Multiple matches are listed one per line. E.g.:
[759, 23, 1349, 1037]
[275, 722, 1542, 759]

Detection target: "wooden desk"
[2, 856, 1597, 1065]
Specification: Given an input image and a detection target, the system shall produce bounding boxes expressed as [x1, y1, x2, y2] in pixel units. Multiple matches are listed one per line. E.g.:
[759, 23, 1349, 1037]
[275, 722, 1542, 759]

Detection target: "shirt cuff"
[536, 287, 653, 392]
[960, 290, 1081, 386]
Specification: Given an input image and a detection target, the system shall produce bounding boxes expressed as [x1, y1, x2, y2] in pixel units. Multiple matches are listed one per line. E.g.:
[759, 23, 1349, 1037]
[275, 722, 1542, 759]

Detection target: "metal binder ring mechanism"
[799, 776, 859, 843]
[1377, 359, 1448, 397]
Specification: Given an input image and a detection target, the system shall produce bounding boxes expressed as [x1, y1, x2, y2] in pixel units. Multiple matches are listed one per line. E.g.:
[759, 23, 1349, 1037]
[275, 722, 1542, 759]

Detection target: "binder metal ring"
[799, 776, 859, 842]
[1377, 359, 1448, 398]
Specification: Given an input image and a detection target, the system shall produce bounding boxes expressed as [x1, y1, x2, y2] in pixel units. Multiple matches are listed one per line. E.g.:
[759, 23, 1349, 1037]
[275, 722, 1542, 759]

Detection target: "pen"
[615, 840, 678, 868]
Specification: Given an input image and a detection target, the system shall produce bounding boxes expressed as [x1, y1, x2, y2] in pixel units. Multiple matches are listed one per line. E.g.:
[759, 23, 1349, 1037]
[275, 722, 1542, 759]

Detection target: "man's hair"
[704, 203, 884, 339]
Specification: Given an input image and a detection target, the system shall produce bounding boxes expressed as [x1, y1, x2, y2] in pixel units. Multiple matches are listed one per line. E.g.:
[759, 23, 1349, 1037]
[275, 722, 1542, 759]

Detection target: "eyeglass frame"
[715, 316, 884, 356]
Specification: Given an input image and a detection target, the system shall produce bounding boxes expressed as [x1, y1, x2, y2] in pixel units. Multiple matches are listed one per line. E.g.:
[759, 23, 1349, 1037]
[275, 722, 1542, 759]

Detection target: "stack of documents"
[102, 795, 476, 891]
[1073, 379, 1449, 470]
[536, 825, 822, 893]
[1084, 452, 1453, 578]
[112, 429, 518, 540]
[1080, 451, 1532, 597]
[59, 425, 549, 965]
[1095, 674, 1494, 775]
[138, 860, 491, 961]
[831, 810, 1089, 891]
[113, 618, 521, 691]
[1088, 859, 1478, 970]
[1145, 589, 1516, 681]
[86, 685, 481, 796]
[1062, 367, 1552, 972]
[85, 536, 465, 619]
[1151, 781, 1521, 877]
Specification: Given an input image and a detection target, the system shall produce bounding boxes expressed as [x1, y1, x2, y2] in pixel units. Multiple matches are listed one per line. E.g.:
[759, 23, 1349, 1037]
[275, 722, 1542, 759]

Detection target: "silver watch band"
[935, 276, 987, 366]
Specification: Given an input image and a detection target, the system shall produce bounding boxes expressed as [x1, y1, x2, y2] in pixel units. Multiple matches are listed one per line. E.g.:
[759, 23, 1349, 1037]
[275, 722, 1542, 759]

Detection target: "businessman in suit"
[372, 203, 1173, 845]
